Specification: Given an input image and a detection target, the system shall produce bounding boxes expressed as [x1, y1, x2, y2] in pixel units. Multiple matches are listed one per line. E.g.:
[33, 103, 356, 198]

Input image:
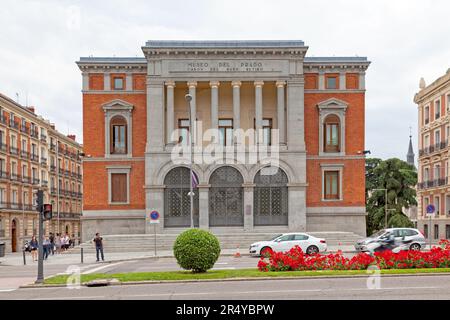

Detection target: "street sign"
[149, 210, 160, 224]
[426, 204, 435, 215]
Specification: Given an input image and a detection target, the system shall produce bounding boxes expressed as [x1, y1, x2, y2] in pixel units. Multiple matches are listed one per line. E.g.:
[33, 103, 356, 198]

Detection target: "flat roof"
[77, 57, 146, 64]
[144, 40, 306, 48]
[304, 57, 369, 63]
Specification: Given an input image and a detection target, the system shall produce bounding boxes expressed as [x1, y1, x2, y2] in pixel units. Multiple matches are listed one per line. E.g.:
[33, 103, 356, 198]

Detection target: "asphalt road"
[1, 274, 449, 300]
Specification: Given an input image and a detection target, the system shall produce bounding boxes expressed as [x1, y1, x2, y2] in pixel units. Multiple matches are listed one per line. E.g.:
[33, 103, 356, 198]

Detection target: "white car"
[249, 233, 327, 256]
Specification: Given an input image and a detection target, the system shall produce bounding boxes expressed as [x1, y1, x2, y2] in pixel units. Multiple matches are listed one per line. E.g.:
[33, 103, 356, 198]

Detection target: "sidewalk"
[0, 245, 357, 267]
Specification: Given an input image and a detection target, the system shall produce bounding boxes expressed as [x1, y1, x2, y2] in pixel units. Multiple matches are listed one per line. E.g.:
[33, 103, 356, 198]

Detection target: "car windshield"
[370, 229, 387, 238]
[269, 234, 283, 241]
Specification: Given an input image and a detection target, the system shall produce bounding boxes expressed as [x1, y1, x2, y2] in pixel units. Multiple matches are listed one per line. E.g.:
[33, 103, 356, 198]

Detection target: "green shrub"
[173, 229, 221, 273]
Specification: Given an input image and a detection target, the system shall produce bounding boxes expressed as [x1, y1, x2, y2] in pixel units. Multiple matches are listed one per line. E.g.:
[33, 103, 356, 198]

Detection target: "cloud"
[0, 0, 449, 160]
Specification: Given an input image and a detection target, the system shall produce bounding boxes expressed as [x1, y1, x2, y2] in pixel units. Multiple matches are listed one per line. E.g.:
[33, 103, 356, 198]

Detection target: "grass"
[44, 267, 450, 285]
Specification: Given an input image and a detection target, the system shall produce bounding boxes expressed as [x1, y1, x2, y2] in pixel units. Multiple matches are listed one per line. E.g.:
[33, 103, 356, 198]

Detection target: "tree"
[365, 158, 417, 235]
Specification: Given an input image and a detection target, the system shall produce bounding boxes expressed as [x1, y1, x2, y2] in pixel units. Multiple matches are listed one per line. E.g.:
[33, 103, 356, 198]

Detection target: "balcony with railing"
[50, 164, 56, 173]
[20, 150, 30, 159]
[40, 134, 47, 143]
[22, 176, 32, 184]
[9, 146, 19, 156]
[418, 178, 448, 190]
[30, 130, 39, 139]
[50, 187, 58, 195]
[41, 180, 48, 187]
[9, 120, 19, 130]
[0, 202, 35, 211]
[40, 157, 47, 166]
[32, 178, 40, 185]
[419, 140, 448, 157]
[30, 153, 39, 163]
[0, 115, 7, 126]
[0, 143, 7, 153]
[0, 171, 10, 180]
[20, 125, 29, 135]
[10, 173, 21, 182]
[50, 143, 56, 152]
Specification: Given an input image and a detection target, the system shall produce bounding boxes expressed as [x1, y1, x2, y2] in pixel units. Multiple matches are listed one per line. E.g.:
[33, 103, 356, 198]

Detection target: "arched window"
[209, 166, 244, 227]
[110, 115, 127, 154]
[254, 168, 288, 226]
[323, 114, 341, 152]
[164, 167, 199, 227]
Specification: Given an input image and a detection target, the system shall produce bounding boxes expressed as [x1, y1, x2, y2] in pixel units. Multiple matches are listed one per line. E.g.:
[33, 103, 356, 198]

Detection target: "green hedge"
[173, 229, 221, 273]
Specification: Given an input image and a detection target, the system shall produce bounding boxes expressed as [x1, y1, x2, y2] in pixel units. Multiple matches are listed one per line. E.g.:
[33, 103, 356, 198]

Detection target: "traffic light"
[42, 204, 53, 221]
[35, 190, 43, 212]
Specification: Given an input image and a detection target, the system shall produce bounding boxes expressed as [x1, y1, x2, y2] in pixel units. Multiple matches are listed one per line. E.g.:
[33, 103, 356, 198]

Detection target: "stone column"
[339, 72, 346, 90]
[104, 73, 111, 91]
[318, 71, 325, 90]
[243, 183, 255, 231]
[126, 73, 133, 91]
[165, 81, 176, 144]
[146, 79, 165, 152]
[286, 79, 305, 151]
[254, 81, 264, 144]
[359, 71, 366, 90]
[287, 184, 307, 231]
[232, 81, 242, 146]
[187, 81, 197, 143]
[198, 184, 210, 230]
[276, 81, 286, 145]
[145, 186, 165, 233]
[210, 81, 220, 132]
[82, 73, 89, 91]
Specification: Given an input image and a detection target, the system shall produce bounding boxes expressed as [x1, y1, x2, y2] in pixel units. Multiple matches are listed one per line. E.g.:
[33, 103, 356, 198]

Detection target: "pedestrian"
[49, 232, 55, 255]
[55, 233, 61, 254]
[64, 233, 70, 250]
[71, 234, 76, 248]
[43, 237, 50, 260]
[92, 233, 105, 262]
[30, 236, 38, 262]
[60, 234, 67, 252]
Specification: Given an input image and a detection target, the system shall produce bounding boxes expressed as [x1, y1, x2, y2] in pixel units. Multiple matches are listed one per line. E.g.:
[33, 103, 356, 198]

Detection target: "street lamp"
[373, 188, 388, 228]
[185, 93, 195, 229]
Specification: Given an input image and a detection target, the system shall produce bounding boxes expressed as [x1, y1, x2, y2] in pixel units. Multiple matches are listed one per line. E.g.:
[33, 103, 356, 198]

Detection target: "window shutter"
[111, 173, 127, 202]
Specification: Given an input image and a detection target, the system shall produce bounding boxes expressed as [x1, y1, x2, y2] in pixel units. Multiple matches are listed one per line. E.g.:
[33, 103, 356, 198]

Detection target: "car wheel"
[306, 245, 319, 255]
[260, 247, 273, 257]
[410, 243, 421, 251]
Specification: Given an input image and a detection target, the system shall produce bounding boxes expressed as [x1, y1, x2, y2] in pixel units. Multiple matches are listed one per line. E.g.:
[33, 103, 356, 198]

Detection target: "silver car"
[355, 228, 426, 252]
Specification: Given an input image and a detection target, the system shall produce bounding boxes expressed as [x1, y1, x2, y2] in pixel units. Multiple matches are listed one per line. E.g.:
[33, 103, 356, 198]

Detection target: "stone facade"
[0, 93, 83, 253]
[77, 40, 370, 241]
[414, 69, 450, 240]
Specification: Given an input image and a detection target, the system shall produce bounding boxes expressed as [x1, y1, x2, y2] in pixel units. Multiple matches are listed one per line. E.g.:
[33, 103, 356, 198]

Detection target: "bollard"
[23, 250, 26, 265]
[81, 247, 84, 264]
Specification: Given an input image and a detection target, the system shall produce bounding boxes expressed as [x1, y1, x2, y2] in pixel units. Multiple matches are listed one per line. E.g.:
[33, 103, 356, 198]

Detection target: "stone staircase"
[75, 230, 361, 254]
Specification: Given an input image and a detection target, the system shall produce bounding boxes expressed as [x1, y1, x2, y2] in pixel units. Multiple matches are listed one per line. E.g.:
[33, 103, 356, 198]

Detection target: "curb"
[19, 270, 450, 289]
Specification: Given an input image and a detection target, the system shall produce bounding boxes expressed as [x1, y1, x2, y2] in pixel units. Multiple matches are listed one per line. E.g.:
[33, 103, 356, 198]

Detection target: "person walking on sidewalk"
[55, 233, 61, 254]
[49, 233, 55, 255]
[30, 236, 38, 262]
[93, 233, 105, 262]
[43, 237, 50, 260]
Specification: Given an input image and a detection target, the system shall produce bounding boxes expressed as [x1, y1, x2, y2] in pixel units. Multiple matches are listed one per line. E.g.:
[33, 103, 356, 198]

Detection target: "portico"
[143, 40, 308, 233]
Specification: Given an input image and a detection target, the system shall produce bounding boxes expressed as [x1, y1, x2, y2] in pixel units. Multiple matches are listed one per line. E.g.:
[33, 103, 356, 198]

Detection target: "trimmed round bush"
[173, 229, 221, 273]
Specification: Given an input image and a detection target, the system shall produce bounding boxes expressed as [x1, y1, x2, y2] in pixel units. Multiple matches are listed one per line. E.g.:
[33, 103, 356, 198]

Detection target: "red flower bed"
[257, 241, 450, 272]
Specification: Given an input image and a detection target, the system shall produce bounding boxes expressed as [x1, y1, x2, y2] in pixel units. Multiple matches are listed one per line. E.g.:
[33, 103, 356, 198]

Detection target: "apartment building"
[0, 93, 83, 253]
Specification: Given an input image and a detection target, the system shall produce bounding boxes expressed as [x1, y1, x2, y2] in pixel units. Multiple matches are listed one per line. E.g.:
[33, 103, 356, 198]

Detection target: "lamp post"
[185, 94, 194, 229]
[373, 188, 388, 228]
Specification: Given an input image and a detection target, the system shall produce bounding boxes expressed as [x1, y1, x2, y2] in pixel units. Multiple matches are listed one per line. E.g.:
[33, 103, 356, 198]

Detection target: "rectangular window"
[113, 77, 124, 90]
[111, 173, 127, 203]
[219, 119, 233, 146]
[424, 106, 430, 125]
[112, 125, 126, 153]
[435, 99, 441, 120]
[326, 76, 338, 89]
[434, 196, 440, 215]
[254, 118, 272, 146]
[424, 224, 428, 238]
[324, 171, 340, 200]
[434, 224, 439, 240]
[435, 130, 441, 145]
[178, 119, 190, 145]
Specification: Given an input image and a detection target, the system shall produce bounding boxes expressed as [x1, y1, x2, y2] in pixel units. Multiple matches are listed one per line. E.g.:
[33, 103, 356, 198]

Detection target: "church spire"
[407, 128, 415, 167]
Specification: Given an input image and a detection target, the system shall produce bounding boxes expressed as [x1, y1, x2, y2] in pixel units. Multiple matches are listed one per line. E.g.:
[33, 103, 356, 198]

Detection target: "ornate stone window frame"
[107, 165, 131, 205]
[320, 163, 344, 202]
[318, 98, 348, 157]
[102, 99, 134, 158]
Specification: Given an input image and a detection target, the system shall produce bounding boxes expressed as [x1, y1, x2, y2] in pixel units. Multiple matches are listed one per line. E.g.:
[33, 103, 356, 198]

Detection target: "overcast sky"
[1, 0, 449, 161]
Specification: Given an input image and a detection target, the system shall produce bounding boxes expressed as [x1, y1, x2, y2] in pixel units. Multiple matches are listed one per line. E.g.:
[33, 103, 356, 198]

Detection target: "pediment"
[102, 99, 134, 112]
